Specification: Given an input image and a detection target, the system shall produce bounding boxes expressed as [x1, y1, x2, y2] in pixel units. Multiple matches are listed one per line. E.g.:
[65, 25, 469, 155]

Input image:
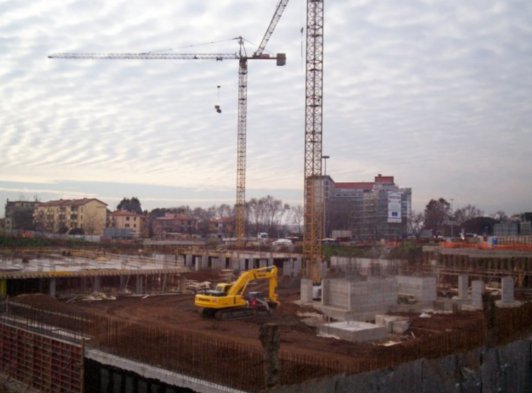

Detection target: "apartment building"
[152, 213, 199, 238]
[4, 200, 38, 232]
[326, 174, 412, 241]
[34, 198, 107, 235]
[107, 210, 146, 238]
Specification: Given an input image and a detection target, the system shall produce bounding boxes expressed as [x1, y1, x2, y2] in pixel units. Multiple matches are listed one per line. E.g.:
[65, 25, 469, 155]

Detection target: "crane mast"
[303, 0, 324, 283]
[49, 0, 290, 247]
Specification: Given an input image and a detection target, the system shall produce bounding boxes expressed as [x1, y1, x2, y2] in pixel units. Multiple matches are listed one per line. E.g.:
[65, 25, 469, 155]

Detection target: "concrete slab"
[318, 321, 387, 343]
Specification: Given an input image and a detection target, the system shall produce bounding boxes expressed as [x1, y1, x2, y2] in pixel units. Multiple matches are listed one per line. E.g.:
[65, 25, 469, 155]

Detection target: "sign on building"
[387, 191, 402, 223]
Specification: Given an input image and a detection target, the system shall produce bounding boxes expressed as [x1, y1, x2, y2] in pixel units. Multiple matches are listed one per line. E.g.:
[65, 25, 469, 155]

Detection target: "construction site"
[2, 0, 531, 391]
[0, 240, 532, 393]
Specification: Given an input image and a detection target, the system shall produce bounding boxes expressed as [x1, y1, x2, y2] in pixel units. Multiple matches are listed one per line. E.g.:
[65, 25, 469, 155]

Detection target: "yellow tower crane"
[303, 0, 325, 283]
[49, 0, 290, 247]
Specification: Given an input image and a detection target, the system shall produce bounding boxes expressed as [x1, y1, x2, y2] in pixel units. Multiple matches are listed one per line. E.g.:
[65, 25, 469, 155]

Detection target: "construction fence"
[1, 300, 532, 392]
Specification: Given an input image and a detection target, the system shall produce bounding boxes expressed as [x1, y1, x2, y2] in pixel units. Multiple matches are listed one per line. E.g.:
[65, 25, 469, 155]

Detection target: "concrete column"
[0, 279, 6, 298]
[179, 275, 187, 294]
[185, 254, 193, 268]
[119, 276, 126, 291]
[81, 277, 87, 293]
[136, 276, 143, 294]
[501, 276, 514, 303]
[294, 257, 302, 276]
[239, 259, 246, 271]
[471, 280, 484, 309]
[202, 254, 209, 269]
[458, 274, 468, 300]
[49, 278, 56, 298]
[259, 323, 280, 389]
[259, 259, 267, 268]
[347, 281, 352, 311]
[194, 256, 200, 271]
[93, 276, 101, 293]
[300, 279, 313, 303]
[321, 279, 329, 306]
[283, 260, 292, 277]
[268, 257, 274, 267]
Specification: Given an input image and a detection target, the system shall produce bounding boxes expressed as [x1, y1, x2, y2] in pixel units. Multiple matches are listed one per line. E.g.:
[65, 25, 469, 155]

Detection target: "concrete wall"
[349, 278, 397, 320]
[269, 337, 532, 393]
[321, 278, 398, 321]
[396, 276, 437, 304]
[330, 257, 405, 277]
[322, 279, 350, 309]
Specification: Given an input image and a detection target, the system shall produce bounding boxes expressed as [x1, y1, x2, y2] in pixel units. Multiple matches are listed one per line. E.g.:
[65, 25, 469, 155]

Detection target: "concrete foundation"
[319, 321, 387, 343]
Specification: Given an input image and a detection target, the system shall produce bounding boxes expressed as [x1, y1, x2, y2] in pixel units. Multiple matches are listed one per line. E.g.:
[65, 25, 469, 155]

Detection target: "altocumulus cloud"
[0, 0, 531, 215]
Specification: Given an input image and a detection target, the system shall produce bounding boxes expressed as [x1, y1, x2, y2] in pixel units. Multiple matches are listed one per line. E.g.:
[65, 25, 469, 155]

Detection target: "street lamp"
[321, 155, 330, 238]
[322, 155, 330, 176]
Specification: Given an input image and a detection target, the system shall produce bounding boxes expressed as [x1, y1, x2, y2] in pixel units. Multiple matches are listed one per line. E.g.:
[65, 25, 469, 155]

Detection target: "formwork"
[0, 322, 83, 392]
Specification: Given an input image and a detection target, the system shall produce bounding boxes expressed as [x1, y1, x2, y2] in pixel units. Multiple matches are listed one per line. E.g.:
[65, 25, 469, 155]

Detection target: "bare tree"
[246, 195, 289, 236]
[453, 204, 484, 225]
[409, 211, 424, 236]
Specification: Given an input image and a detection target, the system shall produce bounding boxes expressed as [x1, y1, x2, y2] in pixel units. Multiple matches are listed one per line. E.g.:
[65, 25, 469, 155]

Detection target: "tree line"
[413, 198, 511, 237]
[116, 196, 303, 237]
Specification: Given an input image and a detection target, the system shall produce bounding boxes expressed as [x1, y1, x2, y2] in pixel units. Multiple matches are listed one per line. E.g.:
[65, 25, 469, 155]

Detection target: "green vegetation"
[0, 235, 120, 250]
[387, 241, 422, 261]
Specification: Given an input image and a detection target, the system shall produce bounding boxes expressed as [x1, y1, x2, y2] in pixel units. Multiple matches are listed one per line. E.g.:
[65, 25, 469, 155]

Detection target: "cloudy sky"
[1, 0, 531, 217]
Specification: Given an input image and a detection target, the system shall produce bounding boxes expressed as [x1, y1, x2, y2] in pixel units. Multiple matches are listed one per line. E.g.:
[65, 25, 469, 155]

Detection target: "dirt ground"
[10, 272, 485, 365]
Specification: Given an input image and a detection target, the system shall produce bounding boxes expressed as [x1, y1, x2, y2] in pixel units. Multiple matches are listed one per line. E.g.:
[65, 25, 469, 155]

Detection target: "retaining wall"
[269, 337, 532, 393]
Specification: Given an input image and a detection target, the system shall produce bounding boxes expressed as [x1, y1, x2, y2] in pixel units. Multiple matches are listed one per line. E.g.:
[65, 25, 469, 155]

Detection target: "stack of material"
[186, 280, 211, 293]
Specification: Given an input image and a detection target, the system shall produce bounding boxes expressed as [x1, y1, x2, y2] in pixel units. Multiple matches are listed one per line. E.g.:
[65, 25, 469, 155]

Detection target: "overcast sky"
[1, 0, 531, 217]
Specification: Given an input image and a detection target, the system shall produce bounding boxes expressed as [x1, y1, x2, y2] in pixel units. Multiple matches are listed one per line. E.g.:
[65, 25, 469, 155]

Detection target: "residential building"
[326, 174, 411, 241]
[208, 217, 235, 238]
[4, 200, 39, 232]
[106, 210, 146, 238]
[152, 213, 198, 238]
[34, 198, 107, 235]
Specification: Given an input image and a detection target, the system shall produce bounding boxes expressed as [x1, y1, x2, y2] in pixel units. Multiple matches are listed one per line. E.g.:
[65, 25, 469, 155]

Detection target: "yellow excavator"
[194, 266, 279, 319]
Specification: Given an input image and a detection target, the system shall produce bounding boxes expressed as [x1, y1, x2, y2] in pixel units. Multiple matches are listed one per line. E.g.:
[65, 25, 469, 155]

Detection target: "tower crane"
[49, 0, 290, 247]
[303, 0, 324, 283]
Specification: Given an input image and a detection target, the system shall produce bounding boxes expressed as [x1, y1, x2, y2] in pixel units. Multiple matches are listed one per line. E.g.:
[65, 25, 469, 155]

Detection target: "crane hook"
[214, 85, 222, 113]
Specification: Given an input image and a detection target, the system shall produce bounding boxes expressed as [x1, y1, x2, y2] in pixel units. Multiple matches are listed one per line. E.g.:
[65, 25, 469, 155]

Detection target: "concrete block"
[300, 279, 313, 304]
[319, 321, 387, 343]
[239, 259, 246, 271]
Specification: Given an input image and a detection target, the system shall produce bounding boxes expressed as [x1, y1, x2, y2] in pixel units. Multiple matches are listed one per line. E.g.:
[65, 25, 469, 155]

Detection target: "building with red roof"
[325, 174, 411, 241]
